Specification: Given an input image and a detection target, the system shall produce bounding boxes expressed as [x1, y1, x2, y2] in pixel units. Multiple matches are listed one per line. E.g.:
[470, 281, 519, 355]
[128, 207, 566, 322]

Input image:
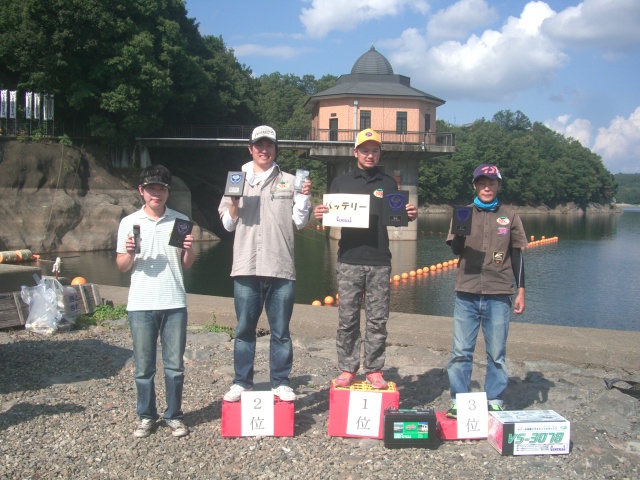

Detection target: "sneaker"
[272, 385, 296, 402]
[223, 384, 252, 402]
[166, 419, 189, 437]
[133, 418, 155, 438]
[488, 403, 504, 413]
[334, 371, 356, 388]
[445, 405, 457, 419]
[365, 371, 388, 389]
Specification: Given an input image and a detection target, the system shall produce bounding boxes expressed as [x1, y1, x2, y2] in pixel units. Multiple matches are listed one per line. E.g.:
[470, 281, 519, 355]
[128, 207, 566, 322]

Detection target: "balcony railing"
[152, 125, 455, 147]
[1, 121, 455, 148]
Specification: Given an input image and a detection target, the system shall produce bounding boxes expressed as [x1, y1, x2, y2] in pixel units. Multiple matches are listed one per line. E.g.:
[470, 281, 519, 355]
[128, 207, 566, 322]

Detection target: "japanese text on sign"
[322, 194, 370, 228]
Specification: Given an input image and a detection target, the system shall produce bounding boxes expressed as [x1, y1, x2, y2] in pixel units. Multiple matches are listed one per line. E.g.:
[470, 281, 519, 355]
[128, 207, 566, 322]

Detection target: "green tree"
[0, 0, 257, 142]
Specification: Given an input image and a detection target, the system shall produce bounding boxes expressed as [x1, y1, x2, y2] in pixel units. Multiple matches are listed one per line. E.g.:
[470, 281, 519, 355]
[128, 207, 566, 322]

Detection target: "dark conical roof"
[351, 45, 393, 75]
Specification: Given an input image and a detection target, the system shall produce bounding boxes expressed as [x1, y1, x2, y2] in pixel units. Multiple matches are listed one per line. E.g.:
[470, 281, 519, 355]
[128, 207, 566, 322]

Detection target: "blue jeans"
[447, 292, 511, 404]
[128, 308, 187, 420]
[233, 276, 295, 388]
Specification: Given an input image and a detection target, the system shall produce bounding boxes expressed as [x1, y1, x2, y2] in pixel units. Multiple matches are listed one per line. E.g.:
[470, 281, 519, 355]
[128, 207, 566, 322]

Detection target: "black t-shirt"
[329, 166, 398, 266]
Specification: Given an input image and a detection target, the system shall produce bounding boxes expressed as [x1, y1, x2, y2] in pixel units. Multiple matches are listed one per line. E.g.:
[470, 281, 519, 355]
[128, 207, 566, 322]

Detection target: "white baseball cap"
[251, 125, 277, 144]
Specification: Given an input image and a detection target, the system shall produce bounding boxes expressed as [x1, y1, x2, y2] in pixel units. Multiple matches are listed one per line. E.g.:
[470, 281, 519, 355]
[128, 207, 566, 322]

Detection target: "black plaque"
[224, 171, 245, 197]
[168, 219, 194, 248]
[382, 190, 409, 226]
[452, 205, 473, 235]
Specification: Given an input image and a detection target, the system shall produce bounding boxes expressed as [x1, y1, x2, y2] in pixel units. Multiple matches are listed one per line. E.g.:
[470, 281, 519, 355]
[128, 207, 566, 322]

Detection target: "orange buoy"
[71, 277, 87, 285]
[416, 268, 423, 275]
[312, 300, 322, 306]
[409, 270, 416, 277]
[393, 274, 401, 282]
[436, 263, 443, 269]
[324, 296, 335, 306]
[430, 265, 436, 271]
[401, 272, 409, 279]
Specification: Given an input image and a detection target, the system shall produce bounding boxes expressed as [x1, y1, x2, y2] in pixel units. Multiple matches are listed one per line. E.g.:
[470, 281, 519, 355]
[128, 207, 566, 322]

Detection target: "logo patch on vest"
[373, 188, 384, 198]
[497, 227, 510, 235]
[276, 180, 290, 190]
[497, 216, 510, 225]
[493, 251, 505, 264]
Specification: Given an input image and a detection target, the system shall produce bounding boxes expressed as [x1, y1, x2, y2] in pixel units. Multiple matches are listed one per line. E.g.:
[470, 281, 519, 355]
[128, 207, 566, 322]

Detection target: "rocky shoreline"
[1, 288, 638, 479]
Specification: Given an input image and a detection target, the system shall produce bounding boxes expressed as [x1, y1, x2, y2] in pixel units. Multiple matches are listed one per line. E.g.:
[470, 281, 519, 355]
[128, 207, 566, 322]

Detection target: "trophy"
[452, 206, 473, 235]
[168, 219, 194, 248]
[382, 190, 409, 226]
[224, 171, 245, 197]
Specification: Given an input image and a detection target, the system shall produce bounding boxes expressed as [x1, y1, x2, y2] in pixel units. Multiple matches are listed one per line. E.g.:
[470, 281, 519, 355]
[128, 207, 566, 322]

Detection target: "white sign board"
[456, 392, 489, 439]
[346, 390, 382, 437]
[240, 391, 275, 436]
[322, 194, 370, 228]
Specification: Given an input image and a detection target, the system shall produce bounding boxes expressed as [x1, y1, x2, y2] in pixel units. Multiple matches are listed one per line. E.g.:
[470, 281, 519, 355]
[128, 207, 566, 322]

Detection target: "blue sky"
[184, 0, 640, 174]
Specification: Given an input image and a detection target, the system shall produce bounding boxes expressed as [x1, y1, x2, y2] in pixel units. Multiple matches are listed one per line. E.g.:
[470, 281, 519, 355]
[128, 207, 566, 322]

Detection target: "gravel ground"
[1, 321, 639, 479]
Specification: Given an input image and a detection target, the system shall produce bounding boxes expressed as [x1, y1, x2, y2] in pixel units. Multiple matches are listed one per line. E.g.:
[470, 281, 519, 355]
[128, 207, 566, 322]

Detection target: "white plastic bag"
[20, 277, 79, 335]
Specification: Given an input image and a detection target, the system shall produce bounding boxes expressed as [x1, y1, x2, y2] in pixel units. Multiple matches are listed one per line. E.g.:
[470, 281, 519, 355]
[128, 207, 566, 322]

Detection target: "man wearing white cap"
[314, 128, 417, 389]
[218, 125, 312, 402]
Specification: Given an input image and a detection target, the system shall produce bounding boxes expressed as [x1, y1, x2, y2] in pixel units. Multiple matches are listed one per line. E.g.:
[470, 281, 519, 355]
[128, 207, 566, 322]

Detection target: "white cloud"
[300, 0, 429, 39]
[545, 114, 592, 147]
[592, 107, 640, 173]
[427, 0, 498, 42]
[388, 1, 567, 101]
[231, 44, 303, 60]
[541, 0, 640, 51]
[546, 109, 640, 174]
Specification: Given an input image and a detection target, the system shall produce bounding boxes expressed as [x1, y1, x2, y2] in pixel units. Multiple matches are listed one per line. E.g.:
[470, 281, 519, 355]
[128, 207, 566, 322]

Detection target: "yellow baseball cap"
[355, 128, 382, 148]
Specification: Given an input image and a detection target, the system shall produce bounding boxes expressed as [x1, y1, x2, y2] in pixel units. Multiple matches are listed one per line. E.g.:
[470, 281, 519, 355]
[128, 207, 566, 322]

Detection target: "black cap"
[139, 165, 172, 189]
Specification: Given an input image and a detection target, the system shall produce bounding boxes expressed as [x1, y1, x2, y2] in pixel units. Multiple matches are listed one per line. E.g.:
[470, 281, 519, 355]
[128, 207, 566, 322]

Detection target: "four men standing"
[118, 128, 526, 436]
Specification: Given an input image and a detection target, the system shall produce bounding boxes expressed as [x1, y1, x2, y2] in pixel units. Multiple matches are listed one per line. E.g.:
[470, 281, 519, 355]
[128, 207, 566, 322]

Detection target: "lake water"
[41, 207, 640, 332]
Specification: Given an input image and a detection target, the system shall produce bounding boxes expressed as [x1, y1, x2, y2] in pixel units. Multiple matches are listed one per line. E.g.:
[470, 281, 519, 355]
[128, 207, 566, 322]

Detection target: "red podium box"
[435, 411, 459, 440]
[221, 397, 294, 437]
[328, 381, 399, 439]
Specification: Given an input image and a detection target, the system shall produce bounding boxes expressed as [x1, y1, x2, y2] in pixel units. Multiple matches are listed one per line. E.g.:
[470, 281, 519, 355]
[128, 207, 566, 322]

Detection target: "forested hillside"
[614, 174, 640, 204]
[0, 0, 616, 208]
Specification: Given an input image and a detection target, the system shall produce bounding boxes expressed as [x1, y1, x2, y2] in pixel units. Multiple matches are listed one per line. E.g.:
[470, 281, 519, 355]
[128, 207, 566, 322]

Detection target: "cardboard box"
[487, 410, 571, 456]
[221, 397, 294, 437]
[328, 381, 399, 439]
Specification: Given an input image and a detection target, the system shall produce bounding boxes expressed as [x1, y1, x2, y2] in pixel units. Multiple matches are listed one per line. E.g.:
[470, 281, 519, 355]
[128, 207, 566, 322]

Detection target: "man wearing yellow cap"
[314, 128, 417, 389]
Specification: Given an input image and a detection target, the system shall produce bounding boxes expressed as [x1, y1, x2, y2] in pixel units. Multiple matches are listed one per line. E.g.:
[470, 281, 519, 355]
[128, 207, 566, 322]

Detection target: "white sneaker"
[223, 384, 251, 402]
[272, 385, 296, 402]
[133, 418, 155, 438]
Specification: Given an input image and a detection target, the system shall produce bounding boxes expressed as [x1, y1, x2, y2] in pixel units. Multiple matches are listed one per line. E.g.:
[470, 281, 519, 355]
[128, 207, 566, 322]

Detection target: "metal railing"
[152, 125, 455, 147]
[1, 121, 456, 148]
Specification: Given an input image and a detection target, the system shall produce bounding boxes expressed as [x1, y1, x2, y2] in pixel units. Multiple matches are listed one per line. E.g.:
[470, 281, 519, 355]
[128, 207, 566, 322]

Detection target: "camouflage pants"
[336, 262, 391, 373]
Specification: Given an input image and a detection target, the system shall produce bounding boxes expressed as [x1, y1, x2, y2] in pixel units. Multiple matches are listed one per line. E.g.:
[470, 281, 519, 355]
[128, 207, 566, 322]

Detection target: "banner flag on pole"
[9, 91, 17, 119]
[34, 93, 41, 119]
[25, 92, 33, 119]
[46, 94, 54, 120]
[0, 90, 6, 118]
[43, 94, 49, 120]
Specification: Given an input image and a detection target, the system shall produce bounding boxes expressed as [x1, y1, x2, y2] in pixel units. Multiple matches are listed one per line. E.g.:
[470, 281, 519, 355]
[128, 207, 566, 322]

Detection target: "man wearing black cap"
[116, 164, 195, 438]
[445, 163, 528, 418]
[218, 125, 312, 403]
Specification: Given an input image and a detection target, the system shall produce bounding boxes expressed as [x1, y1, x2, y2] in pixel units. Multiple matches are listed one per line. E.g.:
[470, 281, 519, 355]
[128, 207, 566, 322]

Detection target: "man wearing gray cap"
[218, 125, 312, 403]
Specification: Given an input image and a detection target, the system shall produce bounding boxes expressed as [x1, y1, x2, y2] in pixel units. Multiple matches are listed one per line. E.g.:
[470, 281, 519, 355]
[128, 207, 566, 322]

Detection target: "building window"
[425, 113, 431, 132]
[396, 112, 407, 134]
[329, 118, 338, 141]
[360, 110, 371, 130]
